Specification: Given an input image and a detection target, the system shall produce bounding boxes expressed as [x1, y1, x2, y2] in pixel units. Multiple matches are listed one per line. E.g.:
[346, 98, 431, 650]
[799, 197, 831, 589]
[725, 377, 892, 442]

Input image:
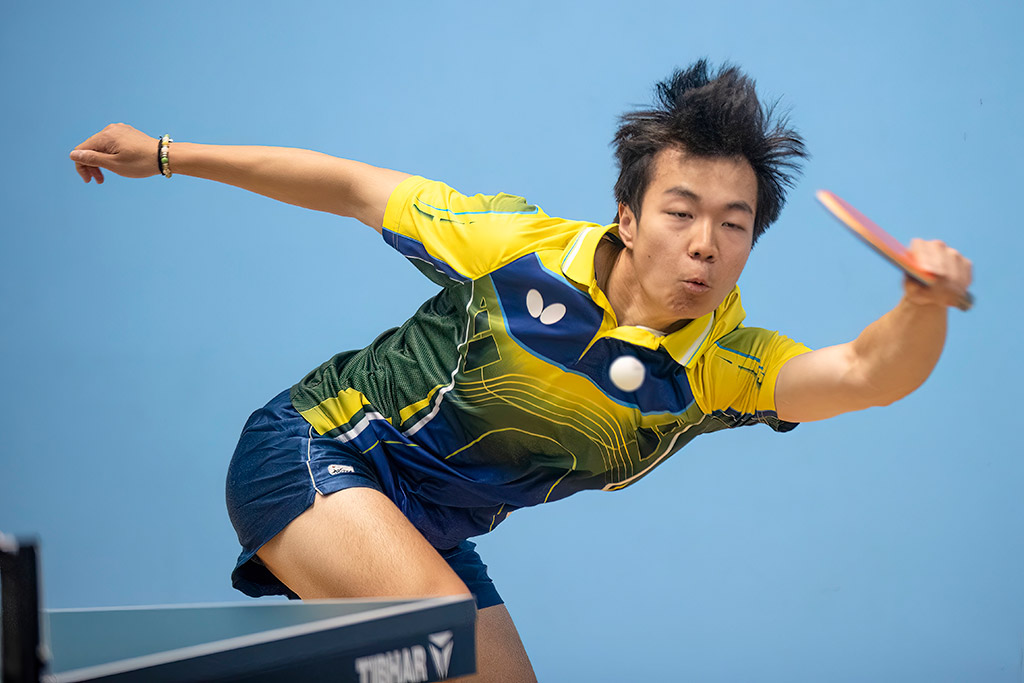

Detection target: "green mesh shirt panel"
[290, 284, 472, 428]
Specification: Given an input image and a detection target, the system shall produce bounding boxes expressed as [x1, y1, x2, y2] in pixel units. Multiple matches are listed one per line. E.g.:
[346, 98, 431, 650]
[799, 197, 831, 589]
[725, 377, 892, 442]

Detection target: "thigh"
[258, 488, 538, 682]
[257, 487, 469, 600]
[458, 604, 537, 683]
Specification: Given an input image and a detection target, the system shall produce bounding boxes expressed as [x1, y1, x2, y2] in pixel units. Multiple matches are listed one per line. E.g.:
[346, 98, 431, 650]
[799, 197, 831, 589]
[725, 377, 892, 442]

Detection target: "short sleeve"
[692, 327, 812, 432]
[381, 176, 596, 287]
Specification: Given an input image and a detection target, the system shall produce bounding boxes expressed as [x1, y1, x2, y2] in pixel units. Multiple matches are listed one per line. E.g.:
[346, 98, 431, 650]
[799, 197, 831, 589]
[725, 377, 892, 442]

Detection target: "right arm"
[70, 123, 409, 232]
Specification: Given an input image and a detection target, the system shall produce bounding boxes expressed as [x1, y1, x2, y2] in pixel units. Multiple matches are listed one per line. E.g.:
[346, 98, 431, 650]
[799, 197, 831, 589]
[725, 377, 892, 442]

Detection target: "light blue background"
[2, 1, 1022, 680]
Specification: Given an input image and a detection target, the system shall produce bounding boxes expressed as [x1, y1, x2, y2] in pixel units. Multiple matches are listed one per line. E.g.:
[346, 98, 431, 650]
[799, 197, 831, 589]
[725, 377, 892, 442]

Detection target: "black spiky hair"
[612, 59, 808, 243]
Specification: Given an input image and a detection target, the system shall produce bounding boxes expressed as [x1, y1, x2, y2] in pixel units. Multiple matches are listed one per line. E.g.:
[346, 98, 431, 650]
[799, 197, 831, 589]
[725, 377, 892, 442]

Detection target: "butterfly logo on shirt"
[526, 289, 566, 325]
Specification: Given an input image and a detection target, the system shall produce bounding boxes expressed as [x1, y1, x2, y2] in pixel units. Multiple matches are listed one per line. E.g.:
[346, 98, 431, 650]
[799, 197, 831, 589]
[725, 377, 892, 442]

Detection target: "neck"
[595, 238, 691, 334]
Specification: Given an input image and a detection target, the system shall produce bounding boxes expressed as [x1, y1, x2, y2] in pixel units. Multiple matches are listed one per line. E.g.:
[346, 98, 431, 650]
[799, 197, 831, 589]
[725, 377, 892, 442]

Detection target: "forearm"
[848, 297, 948, 406]
[776, 296, 949, 422]
[775, 240, 969, 423]
[72, 124, 413, 229]
[170, 143, 405, 227]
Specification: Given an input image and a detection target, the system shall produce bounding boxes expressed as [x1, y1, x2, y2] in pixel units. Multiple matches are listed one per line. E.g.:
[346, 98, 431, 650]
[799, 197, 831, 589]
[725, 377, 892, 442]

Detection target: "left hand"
[70, 123, 160, 184]
[903, 239, 973, 309]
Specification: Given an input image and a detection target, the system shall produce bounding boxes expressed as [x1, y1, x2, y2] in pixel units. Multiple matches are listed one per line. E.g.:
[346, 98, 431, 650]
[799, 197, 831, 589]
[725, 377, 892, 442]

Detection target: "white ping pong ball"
[609, 355, 645, 392]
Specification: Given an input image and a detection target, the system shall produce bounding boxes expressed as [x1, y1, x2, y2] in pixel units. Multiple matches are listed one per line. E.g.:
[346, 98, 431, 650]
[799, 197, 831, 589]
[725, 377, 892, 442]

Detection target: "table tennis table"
[1, 536, 477, 682]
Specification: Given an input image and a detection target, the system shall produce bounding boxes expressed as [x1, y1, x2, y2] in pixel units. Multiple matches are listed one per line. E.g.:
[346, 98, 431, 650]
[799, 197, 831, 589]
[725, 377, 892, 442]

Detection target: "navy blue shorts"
[225, 389, 502, 609]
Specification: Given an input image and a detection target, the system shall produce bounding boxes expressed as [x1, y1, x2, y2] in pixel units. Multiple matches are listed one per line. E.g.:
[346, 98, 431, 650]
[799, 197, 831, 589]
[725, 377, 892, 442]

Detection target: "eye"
[723, 222, 747, 231]
[670, 211, 692, 219]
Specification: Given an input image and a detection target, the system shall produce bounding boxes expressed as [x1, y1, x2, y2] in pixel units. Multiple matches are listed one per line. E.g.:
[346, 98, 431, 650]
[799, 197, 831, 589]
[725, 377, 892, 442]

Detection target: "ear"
[617, 202, 637, 249]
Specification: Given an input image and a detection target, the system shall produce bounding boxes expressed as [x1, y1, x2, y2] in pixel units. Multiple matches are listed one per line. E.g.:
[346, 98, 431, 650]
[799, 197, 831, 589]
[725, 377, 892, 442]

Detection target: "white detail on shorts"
[328, 464, 355, 475]
[305, 425, 324, 495]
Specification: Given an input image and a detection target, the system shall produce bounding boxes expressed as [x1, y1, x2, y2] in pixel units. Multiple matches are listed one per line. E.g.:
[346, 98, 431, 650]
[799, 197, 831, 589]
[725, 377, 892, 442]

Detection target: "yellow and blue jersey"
[290, 177, 811, 548]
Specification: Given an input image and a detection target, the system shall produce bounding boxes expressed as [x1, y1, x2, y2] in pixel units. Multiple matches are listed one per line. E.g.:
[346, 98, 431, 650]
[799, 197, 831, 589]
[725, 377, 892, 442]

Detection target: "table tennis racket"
[816, 189, 974, 311]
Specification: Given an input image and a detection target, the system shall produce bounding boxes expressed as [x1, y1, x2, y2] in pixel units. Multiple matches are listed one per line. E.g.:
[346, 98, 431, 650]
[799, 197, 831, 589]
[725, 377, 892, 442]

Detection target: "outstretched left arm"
[774, 239, 973, 422]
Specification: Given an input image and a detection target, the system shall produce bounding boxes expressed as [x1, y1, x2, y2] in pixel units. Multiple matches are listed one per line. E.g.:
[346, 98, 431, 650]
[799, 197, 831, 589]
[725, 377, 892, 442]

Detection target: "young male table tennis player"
[71, 61, 971, 681]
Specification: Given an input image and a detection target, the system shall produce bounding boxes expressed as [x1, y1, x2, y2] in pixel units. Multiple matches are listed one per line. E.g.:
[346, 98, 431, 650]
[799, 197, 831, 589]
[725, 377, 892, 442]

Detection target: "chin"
[668, 295, 716, 321]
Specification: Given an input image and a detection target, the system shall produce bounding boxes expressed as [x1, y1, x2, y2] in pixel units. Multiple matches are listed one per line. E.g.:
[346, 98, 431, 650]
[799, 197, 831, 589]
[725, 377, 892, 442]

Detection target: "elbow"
[870, 393, 902, 408]
[863, 378, 926, 409]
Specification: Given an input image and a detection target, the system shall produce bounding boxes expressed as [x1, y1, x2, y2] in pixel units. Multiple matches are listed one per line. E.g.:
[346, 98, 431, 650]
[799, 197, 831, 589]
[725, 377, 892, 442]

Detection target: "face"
[616, 147, 757, 331]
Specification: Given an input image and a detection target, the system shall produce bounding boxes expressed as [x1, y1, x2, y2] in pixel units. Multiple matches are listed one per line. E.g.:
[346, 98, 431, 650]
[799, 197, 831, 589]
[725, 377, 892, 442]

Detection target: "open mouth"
[682, 278, 710, 291]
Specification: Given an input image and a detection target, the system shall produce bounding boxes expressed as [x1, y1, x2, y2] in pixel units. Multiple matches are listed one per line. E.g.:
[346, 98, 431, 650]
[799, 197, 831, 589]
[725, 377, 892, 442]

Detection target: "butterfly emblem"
[526, 289, 566, 325]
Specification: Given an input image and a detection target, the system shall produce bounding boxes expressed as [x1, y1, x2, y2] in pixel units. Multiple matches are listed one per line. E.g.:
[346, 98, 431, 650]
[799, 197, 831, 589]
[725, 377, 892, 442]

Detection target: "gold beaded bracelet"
[159, 135, 173, 178]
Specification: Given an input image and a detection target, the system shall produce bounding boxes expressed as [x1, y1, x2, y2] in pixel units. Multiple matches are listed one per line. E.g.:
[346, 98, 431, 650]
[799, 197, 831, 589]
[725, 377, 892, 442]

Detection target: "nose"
[688, 218, 717, 262]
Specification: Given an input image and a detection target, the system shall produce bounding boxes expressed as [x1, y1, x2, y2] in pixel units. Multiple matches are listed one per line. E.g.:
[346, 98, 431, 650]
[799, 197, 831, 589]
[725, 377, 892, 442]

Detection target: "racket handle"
[955, 290, 974, 312]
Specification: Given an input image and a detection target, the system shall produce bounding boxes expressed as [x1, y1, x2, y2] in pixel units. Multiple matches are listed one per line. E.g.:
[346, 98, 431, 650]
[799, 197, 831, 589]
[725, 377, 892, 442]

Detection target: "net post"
[0, 534, 43, 683]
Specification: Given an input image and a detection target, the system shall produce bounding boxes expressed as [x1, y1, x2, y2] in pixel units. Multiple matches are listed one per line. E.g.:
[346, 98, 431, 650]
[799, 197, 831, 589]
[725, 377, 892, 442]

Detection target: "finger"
[70, 149, 116, 169]
[910, 240, 960, 282]
[909, 238, 944, 264]
[955, 251, 973, 286]
[908, 240, 974, 310]
[92, 167, 105, 184]
[935, 246, 971, 291]
[907, 238, 938, 274]
[75, 162, 91, 183]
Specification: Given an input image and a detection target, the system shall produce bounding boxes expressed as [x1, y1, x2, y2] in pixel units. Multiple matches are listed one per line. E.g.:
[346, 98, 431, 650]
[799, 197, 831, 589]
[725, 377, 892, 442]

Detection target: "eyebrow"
[664, 186, 755, 216]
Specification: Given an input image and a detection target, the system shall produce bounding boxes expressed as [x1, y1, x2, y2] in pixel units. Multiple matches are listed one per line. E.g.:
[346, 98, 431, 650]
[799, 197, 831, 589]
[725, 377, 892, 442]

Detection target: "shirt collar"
[660, 287, 746, 367]
[559, 224, 611, 287]
[559, 224, 747, 368]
